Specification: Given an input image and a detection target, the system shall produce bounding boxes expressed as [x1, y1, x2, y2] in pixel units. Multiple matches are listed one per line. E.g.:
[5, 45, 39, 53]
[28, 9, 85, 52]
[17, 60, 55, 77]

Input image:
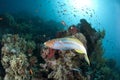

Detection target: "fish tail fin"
[85, 54, 90, 65]
[75, 49, 90, 65]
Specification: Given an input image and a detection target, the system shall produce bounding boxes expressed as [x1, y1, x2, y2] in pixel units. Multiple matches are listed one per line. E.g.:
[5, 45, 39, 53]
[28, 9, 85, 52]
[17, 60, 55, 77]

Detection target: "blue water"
[0, 0, 120, 66]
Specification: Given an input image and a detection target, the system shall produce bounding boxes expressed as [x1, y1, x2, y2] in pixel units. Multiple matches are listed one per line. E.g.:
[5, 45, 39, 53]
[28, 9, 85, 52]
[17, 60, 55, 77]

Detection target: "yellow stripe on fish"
[44, 37, 90, 65]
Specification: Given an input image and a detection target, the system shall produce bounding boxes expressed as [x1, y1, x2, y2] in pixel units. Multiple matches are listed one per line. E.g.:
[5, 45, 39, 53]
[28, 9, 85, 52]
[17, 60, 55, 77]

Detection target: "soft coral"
[47, 48, 56, 59]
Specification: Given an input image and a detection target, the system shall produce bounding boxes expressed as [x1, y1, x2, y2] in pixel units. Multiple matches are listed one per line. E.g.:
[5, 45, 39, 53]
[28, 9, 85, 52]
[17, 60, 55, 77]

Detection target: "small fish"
[86, 11, 88, 14]
[90, 14, 92, 17]
[29, 69, 33, 75]
[61, 21, 67, 26]
[44, 37, 90, 65]
[63, 10, 67, 12]
[63, 13, 65, 15]
[73, 14, 76, 17]
[57, 1, 60, 3]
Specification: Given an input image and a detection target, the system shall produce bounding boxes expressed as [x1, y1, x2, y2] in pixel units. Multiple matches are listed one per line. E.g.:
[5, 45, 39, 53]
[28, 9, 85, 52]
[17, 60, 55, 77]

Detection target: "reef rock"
[1, 34, 32, 80]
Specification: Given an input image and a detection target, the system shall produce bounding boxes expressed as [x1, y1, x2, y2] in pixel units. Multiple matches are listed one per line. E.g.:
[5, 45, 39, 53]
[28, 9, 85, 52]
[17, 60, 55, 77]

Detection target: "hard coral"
[1, 34, 36, 80]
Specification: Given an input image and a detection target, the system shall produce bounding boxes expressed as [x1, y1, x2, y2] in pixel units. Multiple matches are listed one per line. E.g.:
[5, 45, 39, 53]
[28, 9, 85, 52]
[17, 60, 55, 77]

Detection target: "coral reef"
[1, 34, 36, 80]
[40, 31, 90, 80]
[40, 47, 88, 80]
[0, 13, 120, 80]
[40, 19, 120, 80]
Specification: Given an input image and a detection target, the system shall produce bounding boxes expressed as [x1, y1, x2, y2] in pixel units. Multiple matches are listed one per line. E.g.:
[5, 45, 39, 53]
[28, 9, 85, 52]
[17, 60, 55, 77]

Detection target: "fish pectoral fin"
[74, 49, 84, 54]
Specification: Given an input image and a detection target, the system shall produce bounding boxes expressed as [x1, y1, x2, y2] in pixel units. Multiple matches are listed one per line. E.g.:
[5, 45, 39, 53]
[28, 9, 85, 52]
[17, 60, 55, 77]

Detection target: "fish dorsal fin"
[75, 49, 84, 54]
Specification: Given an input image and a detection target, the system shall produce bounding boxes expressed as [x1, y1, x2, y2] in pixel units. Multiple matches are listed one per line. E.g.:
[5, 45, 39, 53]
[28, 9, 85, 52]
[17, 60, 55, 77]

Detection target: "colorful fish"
[44, 37, 90, 65]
